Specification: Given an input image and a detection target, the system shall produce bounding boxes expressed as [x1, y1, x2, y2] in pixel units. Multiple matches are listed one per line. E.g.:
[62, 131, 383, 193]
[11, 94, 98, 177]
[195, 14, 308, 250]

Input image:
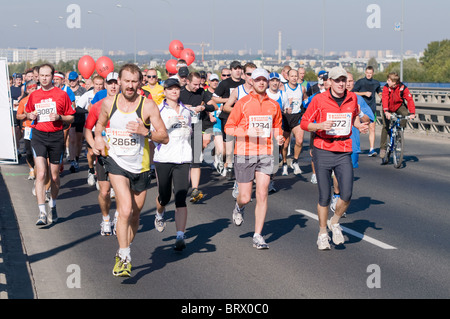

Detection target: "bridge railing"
[375, 87, 450, 134]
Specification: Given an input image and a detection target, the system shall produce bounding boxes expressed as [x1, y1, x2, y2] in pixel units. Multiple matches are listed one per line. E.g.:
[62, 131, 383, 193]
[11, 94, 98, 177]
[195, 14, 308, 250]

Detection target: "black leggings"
[312, 148, 353, 207]
[155, 162, 190, 208]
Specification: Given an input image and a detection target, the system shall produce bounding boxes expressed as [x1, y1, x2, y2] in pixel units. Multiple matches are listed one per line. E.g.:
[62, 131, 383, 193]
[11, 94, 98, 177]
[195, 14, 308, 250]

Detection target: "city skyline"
[2, 0, 449, 58]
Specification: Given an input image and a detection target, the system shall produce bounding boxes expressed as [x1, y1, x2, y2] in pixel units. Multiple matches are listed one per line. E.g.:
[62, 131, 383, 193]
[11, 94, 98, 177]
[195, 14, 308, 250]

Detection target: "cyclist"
[379, 72, 416, 159]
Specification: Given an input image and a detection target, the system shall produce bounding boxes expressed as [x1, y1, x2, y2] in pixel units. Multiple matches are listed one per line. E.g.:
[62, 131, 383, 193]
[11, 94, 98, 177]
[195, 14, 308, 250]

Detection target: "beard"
[122, 87, 138, 101]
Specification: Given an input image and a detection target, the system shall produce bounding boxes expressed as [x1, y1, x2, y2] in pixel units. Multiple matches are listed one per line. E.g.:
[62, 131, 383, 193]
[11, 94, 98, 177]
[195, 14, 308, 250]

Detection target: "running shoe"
[32, 181, 36, 196]
[310, 174, 317, 184]
[113, 257, 131, 277]
[87, 172, 96, 186]
[36, 211, 47, 226]
[110, 187, 116, 199]
[292, 161, 302, 175]
[174, 235, 186, 251]
[190, 188, 203, 203]
[232, 204, 244, 226]
[69, 160, 79, 173]
[154, 215, 166, 233]
[28, 170, 35, 180]
[330, 194, 340, 212]
[232, 181, 239, 199]
[48, 206, 58, 223]
[112, 213, 118, 236]
[327, 220, 345, 245]
[282, 164, 288, 176]
[317, 233, 331, 250]
[368, 149, 377, 157]
[253, 234, 269, 250]
[100, 220, 113, 236]
[268, 181, 277, 193]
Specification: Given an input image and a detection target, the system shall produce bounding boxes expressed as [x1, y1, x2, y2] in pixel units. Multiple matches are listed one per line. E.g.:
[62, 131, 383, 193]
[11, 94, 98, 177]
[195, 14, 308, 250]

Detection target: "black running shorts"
[31, 130, 65, 165]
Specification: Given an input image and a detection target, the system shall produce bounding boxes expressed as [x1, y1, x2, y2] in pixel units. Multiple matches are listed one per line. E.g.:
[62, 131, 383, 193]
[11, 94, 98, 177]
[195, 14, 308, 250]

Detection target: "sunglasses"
[245, 73, 252, 76]
[222, 74, 231, 77]
[146, 75, 157, 79]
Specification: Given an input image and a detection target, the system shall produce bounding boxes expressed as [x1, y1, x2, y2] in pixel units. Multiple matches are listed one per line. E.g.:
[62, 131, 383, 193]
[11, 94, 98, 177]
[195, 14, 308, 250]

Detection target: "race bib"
[249, 115, 272, 138]
[106, 128, 140, 156]
[24, 127, 32, 140]
[326, 113, 352, 136]
[35, 101, 57, 122]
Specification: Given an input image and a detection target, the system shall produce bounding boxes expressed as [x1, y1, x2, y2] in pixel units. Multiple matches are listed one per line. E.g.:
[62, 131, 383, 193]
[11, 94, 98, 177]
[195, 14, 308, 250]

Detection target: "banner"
[0, 57, 18, 163]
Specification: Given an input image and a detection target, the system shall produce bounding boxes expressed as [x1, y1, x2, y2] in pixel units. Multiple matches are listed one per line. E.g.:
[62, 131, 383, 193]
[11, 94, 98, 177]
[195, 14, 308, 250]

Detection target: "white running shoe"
[317, 233, 331, 250]
[232, 181, 239, 199]
[292, 162, 302, 175]
[330, 194, 340, 212]
[310, 174, 317, 184]
[100, 220, 113, 236]
[282, 164, 288, 176]
[327, 220, 345, 245]
[87, 172, 96, 186]
[232, 204, 244, 226]
[154, 215, 166, 233]
[253, 234, 269, 250]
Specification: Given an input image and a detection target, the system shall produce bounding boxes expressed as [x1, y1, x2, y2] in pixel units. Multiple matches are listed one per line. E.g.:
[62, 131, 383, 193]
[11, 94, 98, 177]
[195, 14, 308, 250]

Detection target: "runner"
[266, 72, 289, 192]
[16, 80, 38, 180]
[179, 72, 207, 203]
[84, 72, 119, 236]
[225, 68, 284, 249]
[67, 71, 87, 173]
[77, 75, 105, 186]
[212, 61, 245, 179]
[281, 69, 307, 176]
[153, 78, 192, 251]
[94, 64, 168, 277]
[25, 63, 75, 225]
[223, 62, 256, 198]
[300, 67, 369, 250]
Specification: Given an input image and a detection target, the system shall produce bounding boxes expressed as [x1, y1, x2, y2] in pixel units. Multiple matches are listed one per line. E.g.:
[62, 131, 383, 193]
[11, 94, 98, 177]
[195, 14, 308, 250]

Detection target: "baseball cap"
[230, 61, 242, 69]
[328, 67, 348, 80]
[269, 72, 280, 80]
[106, 72, 119, 82]
[251, 68, 269, 81]
[178, 67, 189, 77]
[68, 71, 78, 80]
[209, 74, 219, 82]
[164, 78, 181, 89]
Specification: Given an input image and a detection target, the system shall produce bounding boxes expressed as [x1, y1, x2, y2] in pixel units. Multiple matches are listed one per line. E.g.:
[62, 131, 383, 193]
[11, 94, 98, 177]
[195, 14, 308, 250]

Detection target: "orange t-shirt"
[225, 91, 283, 156]
[17, 95, 33, 129]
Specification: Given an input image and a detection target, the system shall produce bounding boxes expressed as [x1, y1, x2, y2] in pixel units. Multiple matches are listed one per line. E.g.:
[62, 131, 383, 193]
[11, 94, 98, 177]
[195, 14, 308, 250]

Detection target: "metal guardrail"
[375, 88, 450, 134]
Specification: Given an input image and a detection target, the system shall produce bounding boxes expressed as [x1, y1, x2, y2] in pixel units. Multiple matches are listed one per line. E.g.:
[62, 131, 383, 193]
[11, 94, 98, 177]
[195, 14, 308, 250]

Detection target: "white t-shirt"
[153, 101, 192, 164]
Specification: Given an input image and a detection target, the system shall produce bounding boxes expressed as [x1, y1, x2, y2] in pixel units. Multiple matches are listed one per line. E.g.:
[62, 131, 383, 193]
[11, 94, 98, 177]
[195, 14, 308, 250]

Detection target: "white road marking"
[296, 209, 397, 250]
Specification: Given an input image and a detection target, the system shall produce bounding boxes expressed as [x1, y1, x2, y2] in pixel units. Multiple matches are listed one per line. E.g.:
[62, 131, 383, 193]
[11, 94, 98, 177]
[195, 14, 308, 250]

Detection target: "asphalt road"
[1, 129, 450, 302]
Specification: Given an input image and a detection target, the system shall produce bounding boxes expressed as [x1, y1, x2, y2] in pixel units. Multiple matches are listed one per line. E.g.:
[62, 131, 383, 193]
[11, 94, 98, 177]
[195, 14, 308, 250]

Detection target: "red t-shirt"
[301, 90, 359, 153]
[85, 99, 110, 130]
[26, 87, 75, 132]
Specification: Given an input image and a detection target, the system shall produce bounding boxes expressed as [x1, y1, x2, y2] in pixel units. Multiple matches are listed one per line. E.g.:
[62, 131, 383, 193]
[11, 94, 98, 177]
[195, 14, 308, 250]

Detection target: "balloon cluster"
[166, 40, 195, 74]
[77, 55, 114, 79]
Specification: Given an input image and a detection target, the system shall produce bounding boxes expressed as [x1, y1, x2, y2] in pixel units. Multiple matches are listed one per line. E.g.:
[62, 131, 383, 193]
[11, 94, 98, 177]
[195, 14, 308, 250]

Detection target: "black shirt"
[352, 77, 381, 111]
[213, 77, 245, 122]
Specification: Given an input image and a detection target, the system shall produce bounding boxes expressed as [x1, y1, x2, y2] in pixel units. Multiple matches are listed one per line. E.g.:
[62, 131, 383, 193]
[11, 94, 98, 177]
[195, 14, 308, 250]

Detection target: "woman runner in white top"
[153, 78, 192, 251]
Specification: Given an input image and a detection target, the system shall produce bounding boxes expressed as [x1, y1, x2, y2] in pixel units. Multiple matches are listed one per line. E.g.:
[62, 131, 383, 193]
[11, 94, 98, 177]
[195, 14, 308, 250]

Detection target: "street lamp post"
[116, 4, 137, 64]
[87, 10, 106, 54]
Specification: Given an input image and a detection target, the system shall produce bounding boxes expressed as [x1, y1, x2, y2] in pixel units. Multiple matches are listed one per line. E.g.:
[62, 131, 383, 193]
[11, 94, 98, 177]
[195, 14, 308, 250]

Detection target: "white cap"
[106, 72, 119, 82]
[209, 74, 219, 81]
[328, 67, 347, 80]
[251, 68, 269, 80]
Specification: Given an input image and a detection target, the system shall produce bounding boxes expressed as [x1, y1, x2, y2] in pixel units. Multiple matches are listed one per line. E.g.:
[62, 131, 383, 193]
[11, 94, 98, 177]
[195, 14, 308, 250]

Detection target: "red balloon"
[165, 59, 178, 74]
[95, 56, 114, 78]
[180, 48, 195, 66]
[78, 55, 95, 79]
[169, 40, 184, 59]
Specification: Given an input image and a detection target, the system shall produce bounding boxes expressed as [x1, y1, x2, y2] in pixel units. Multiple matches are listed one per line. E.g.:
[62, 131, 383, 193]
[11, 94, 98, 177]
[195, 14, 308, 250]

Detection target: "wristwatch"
[146, 130, 152, 139]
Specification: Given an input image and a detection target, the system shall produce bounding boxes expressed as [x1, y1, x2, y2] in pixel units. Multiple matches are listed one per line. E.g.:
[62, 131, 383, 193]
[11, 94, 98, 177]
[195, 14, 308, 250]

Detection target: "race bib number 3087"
[35, 101, 57, 122]
[326, 113, 352, 136]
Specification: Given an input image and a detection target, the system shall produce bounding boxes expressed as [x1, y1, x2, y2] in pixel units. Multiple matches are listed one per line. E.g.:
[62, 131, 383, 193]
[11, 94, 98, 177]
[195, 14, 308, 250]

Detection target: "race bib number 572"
[326, 113, 352, 136]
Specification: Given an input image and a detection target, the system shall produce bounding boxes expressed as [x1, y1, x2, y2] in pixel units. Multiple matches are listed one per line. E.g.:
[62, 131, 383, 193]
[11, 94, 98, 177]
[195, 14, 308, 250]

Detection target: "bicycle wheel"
[393, 129, 404, 168]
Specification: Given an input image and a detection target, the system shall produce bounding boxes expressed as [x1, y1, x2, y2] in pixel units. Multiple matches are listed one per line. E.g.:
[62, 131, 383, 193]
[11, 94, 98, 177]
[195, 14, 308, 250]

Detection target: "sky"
[1, 0, 449, 56]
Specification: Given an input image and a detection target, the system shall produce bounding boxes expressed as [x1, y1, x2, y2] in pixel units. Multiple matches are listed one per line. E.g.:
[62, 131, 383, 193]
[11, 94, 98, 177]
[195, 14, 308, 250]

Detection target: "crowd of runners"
[10, 59, 415, 277]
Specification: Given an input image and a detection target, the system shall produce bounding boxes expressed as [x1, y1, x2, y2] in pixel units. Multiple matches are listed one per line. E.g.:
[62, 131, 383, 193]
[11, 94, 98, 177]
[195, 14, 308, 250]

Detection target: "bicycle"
[381, 114, 408, 168]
